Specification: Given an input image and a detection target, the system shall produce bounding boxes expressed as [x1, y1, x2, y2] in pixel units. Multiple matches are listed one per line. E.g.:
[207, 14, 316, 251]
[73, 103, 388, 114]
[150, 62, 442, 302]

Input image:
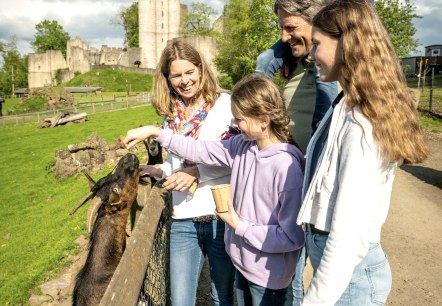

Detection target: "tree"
[375, 0, 421, 57]
[181, 2, 219, 37]
[0, 36, 28, 96]
[215, 0, 279, 84]
[30, 20, 70, 56]
[113, 2, 139, 48]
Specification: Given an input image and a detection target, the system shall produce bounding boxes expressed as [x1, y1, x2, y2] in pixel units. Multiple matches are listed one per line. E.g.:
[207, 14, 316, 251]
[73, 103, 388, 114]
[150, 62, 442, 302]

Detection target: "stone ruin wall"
[67, 38, 91, 74]
[28, 50, 68, 88]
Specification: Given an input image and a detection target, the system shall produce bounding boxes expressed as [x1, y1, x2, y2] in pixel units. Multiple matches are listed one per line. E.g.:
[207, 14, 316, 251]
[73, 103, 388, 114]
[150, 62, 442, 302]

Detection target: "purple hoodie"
[158, 128, 305, 289]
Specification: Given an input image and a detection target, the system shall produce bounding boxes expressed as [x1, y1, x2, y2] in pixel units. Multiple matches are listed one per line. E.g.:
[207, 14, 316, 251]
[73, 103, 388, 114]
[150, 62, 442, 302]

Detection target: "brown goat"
[70, 153, 139, 306]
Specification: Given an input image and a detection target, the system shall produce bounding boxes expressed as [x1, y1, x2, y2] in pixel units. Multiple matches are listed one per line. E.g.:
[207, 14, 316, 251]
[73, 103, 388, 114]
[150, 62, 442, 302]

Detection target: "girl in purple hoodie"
[124, 74, 305, 306]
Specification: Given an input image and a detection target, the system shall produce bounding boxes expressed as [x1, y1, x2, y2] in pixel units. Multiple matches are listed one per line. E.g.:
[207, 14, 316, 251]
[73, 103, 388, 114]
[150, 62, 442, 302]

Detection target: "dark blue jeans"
[235, 270, 288, 306]
[169, 218, 235, 306]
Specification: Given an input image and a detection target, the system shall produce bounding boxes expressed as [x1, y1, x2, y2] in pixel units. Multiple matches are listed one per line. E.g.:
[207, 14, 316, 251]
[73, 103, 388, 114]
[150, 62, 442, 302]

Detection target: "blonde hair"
[231, 74, 294, 145]
[313, 0, 428, 163]
[153, 40, 220, 119]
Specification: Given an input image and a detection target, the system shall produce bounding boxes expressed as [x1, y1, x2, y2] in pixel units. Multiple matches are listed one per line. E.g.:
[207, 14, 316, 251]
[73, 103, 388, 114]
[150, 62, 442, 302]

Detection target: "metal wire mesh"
[137, 182, 172, 306]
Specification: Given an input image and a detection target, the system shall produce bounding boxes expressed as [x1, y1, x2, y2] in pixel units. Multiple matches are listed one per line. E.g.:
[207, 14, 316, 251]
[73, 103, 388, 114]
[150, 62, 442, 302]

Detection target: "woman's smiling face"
[168, 59, 201, 104]
[309, 27, 342, 83]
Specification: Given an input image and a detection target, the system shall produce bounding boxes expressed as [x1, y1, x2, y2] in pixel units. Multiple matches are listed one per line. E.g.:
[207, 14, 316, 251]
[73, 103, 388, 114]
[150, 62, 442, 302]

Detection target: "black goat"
[141, 135, 164, 187]
[70, 153, 139, 306]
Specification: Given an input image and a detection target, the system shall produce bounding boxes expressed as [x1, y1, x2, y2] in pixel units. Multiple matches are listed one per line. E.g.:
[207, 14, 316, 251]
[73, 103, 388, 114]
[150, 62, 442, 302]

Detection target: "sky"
[0, 0, 440, 57]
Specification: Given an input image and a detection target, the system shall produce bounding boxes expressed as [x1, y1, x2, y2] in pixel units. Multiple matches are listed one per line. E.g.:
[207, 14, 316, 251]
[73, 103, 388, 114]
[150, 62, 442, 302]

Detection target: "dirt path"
[382, 134, 442, 305]
[31, 135, 441, 306]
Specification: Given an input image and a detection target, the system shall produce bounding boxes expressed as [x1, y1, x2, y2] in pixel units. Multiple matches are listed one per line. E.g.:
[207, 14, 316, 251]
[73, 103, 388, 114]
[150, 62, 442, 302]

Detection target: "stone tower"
[139, 0, 181, 69]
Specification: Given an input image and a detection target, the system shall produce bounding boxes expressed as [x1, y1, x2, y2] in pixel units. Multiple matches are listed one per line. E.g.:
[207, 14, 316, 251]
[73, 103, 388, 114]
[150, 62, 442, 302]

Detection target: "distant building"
[401, 45, 442, 77]
[425, 44, 442, 57]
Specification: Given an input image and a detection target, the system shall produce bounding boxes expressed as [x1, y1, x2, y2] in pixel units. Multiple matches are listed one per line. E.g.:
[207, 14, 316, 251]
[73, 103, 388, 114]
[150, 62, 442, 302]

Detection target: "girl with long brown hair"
[297, 0, 428, 305]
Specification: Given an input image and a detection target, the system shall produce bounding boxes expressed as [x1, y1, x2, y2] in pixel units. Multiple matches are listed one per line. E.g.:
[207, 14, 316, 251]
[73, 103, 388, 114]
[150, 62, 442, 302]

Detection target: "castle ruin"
[27, 0, 218, 89]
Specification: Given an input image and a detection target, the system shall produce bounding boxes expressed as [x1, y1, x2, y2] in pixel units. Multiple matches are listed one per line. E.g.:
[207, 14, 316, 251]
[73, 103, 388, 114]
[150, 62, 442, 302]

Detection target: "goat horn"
[70, 192, 94, 215]
[84, 173, 96, 189]
[86, 197, 103, 233]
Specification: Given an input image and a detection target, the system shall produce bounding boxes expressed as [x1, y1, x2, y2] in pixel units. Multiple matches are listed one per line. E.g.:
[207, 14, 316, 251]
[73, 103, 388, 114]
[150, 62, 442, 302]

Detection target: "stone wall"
[28, 50, 68, 88]
[67, 37, 91, 73]
[139, 0, 181, 69]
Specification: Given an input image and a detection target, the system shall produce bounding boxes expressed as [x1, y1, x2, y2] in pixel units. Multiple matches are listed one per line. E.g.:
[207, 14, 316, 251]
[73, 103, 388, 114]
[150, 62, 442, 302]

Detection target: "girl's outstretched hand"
[216, 200, 240, 230]
[123, 126, 161, 149]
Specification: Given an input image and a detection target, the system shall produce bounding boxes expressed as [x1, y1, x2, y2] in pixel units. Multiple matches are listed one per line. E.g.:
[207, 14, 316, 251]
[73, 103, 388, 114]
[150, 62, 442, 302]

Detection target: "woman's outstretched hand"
[123, 126, 161, 149]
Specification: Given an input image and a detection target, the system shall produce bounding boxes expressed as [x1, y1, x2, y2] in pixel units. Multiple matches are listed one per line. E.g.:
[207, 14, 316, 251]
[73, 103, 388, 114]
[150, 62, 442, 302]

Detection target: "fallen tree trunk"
[38, 112, 87, 128]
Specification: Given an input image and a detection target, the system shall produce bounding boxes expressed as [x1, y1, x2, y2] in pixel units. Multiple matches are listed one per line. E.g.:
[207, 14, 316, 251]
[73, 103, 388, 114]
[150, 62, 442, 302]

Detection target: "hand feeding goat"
[131, 127, 164, 229]
[70, 153, 139, 306]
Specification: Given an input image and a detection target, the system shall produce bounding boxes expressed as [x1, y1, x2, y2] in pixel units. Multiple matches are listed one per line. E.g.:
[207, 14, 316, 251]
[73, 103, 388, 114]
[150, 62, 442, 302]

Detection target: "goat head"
[70, 153, 140, 232]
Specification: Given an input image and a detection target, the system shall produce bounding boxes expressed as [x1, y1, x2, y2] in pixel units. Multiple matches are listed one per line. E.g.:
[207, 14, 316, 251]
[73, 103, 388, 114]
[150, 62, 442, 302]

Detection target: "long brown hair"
[231, 74, 294, 145]
[313, 0, 428, 163]
[153, 39, 220, 119]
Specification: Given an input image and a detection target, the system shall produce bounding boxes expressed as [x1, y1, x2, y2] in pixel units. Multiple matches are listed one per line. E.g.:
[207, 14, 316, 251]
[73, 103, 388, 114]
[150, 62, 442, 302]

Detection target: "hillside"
[63, 69, 154, 92]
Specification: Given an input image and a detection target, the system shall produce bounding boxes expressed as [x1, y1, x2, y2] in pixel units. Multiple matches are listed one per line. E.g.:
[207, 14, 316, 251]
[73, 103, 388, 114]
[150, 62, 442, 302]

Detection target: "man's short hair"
[274, 0, 332, 23]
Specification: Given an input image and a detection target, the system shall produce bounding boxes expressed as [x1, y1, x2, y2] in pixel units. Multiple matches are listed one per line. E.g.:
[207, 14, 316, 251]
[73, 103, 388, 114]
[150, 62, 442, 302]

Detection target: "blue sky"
[0, 0, 439, 57]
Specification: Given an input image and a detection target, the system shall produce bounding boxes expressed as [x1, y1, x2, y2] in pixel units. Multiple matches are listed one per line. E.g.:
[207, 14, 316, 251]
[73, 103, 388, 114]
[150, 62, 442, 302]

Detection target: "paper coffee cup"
[210, 184, 231, 213]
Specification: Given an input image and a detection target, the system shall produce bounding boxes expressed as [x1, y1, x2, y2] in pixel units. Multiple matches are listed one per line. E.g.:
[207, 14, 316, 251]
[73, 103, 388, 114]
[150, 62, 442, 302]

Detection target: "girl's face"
[309, 27, 342, 82]
[232, 108, 265, 142]
[168, 59, 201, 104]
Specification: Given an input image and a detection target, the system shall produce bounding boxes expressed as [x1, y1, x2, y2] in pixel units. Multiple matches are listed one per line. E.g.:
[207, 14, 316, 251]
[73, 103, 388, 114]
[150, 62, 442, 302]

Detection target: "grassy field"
[0, 106, 160, 305]
[64, 69, 153, 93]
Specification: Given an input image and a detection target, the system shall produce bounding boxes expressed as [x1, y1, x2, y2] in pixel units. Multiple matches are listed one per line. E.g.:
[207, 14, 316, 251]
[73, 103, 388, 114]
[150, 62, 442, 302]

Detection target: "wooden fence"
[0, 93, 152, 127]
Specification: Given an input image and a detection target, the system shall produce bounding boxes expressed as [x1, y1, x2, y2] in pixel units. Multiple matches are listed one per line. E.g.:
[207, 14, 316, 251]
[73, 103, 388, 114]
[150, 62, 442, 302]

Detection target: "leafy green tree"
[215, 0, 279, 83]
[30, 20, 70, 56]
[114, 1, 139, 48]
[181, 2, 219, 37]
[0, 36, 28, 96]
[375, 0, 421, 57]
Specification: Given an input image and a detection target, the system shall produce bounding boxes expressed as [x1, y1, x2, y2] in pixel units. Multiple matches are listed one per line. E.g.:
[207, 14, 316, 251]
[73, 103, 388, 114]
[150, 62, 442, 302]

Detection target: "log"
[99, 183, 170, 306]
[39, 112, 88, 128]
[55, 112, 87, 125]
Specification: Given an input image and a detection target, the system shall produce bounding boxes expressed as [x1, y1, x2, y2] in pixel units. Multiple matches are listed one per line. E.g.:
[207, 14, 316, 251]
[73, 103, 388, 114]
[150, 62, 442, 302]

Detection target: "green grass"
[64, 69, 153, 93]
[0, 106, 160, 305]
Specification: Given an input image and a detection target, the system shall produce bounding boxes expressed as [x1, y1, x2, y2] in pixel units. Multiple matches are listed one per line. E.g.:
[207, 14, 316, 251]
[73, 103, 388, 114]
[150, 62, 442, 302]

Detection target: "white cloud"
[0, 0, 439, 58]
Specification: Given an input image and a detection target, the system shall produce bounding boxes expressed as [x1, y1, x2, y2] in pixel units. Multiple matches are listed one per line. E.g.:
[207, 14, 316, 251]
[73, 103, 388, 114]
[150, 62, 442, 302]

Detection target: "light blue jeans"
[306, 232, 392, 305]
[285, 246, 306, 306]
[235, 269, 288, 306]
[169, 218, 235, 306]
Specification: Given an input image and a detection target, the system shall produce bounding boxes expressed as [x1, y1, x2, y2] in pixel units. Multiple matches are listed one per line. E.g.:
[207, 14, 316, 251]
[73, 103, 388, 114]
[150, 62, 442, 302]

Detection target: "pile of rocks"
[54, 133, 145, 179]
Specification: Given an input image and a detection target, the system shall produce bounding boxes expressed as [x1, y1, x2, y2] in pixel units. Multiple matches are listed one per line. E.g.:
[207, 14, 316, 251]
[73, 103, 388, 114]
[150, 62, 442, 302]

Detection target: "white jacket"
[297, 97, 399, 305]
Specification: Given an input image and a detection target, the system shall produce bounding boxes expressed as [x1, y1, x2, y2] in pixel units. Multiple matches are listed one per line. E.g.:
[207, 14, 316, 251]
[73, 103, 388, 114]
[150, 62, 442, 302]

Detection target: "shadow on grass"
[400, 164, 442, 189]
